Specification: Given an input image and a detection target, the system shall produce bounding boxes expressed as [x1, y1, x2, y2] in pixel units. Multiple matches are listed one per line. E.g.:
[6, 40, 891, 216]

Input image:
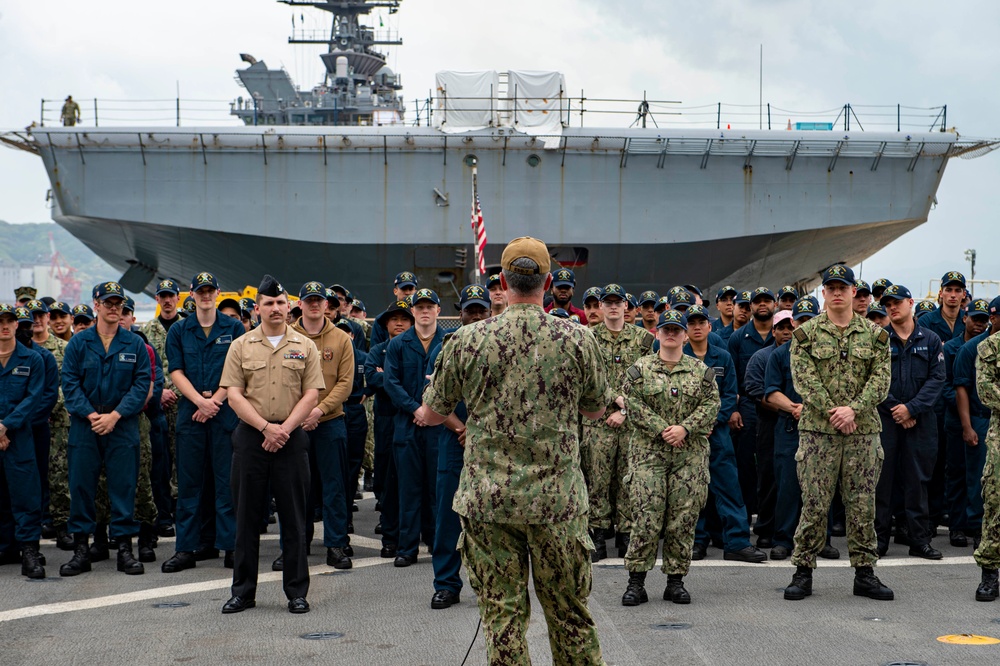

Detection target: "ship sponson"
[32, 126, 954, 304]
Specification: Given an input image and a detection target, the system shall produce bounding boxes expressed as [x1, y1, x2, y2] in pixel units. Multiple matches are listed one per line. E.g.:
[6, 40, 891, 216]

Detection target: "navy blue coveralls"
[61, 326, 151, 538]
[426, 339, 464, 596]
[27, 343, 58, 527]
[366, 339, 399, 549]
[875, 324, 945, 550]
[727, 321, 773, 522]
[953, 331, 992, 533]
[942, 333, 971, 533]
[745, 343, 778, 540]
[712, 318, 735, 343]
[165, 311, 244, 553]
[344, 349, 369, 523]
[764, 341, 802, 550]
[0, 342, 46, 550]
[921, 307, 963, 522]
[383, 325, 445, 559]
[685, 342, 753, 553]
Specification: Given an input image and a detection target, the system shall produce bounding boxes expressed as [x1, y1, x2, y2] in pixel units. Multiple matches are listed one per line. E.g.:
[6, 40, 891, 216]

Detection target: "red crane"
[48, 232, 81, 303]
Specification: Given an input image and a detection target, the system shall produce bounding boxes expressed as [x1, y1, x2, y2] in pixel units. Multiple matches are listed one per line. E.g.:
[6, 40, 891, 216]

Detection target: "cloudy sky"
[1, 0, 998, 297]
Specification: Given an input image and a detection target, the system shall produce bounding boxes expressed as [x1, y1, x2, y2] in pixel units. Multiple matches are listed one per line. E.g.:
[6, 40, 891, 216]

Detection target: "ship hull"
[32, 126, 953, 304]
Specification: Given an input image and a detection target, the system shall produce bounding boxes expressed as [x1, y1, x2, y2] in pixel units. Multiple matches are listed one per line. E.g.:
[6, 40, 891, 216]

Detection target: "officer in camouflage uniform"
[621, 309, 719, 606]
[584, 283, 654, 561]
[784, 265, 894, 602]
[419, 237, 611, 666]
[973, 295, 1000, 602]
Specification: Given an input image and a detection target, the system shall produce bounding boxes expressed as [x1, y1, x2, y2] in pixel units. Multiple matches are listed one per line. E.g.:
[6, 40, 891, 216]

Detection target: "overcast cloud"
[1, 0, 997, 297]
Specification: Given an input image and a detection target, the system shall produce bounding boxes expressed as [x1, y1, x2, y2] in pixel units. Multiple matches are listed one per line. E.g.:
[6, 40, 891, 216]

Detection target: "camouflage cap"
[500, 237, 550, 275]
[14, 286, 37, 301]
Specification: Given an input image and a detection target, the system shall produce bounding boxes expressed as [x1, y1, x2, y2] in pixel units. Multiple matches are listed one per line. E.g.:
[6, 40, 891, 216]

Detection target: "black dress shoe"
[691, 542, 707, 561]
[374, 523, 383, 535]
[156, 524, 176, 538]
[327, 547, 352, 569]
[272, 555, 283, 571]
[288, 597, 310, 614]
[909, 543, 943, 560]
[830, 522, 847, 537]
[755, 536, 774, 549]
[950, 531, 968, 548]
[221, 596, 255, 614]
[193, 547, 220, 561]
[224, 550, 234, 568]
[161, 551, 197, 573]
[431, 589, 461, 609]
[380, 544, 397, 559]
[724, 546, 767, 563]
[394, 554, 417, 567]
[343, 544, 354, 557]
[770, 545, 790, 560]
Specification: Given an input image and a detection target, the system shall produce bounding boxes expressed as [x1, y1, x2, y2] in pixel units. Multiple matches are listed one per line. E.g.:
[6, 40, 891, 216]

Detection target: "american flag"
[470, 194, 487, 276]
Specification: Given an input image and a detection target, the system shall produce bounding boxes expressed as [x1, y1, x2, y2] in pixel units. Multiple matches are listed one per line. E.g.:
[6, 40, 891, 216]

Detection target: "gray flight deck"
[2, 493, 998, 665]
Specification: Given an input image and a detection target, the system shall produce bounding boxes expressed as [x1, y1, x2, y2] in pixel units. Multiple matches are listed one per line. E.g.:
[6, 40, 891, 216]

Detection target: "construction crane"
[48, 232, 81, 303]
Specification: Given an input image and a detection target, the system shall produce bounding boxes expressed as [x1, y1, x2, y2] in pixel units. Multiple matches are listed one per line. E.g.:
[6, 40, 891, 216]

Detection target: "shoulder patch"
[793, 328, 807, 343]
[442, 332, 454, 343]
[876, 329, 889, 345]
[626, 365, 642, 382]
[703, 366, 716, 384]
[641, 331, 654, 350]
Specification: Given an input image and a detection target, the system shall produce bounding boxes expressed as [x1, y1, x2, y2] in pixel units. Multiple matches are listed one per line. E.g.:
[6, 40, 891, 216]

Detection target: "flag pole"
[471, 163, 482, 285]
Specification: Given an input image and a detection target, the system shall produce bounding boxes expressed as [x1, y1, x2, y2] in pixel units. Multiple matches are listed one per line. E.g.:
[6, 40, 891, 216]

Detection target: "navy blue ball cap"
[654, 296, 671, 312]
[324, 288, 341, 307]
[989, 296, 1000, 315]
[657, 309, 688, 330]
[299, 281, 327, 300]
[72, 304, 94, 321]
[866, 302, 887, 318]
[916, 300, 937, 314]
[122, 296, 135, 313]
[821, 264, 855, 286]
[715, 285, 738, 301]
[871, 278, 893, 292]
[350, 299, 366, 313]
[14, 306, 33, 324]
[155, 278, 180, 296]
[751, 287, 776, 302]
[879, 284, 913, 305]
[0, 303, 14, 319]
[394, 271, 418, 288]
[685, 304, 711, 321]
[25, 299, 49, 314]
[638, 290, 659, 306]
[683, 284, 703, 298]
[50, 301, 72, 316]
[376, 300, 414, 327]
[791, 297, 819, 320]
[549, 308, 570, 319]
[601, 283, 626, 301]
[626, 293, 638, 309]
[552, 268, 576, 288]
[190, 272, 220, 292]
[941, 271, 967, 288]
[457, 284, 490, 311]
[486, 273, 502, 289]
[854, 279, 872, 296]
[94, 281, 126, 301]
[668, 288, 693, 307]
[735, 290, 752, 305]
[967, 298, 991, 319]
[329, 284, 353, 303]
[582, 286, 604, 303]
[412, 288, 440, 306]
[777, 285, 799, 299]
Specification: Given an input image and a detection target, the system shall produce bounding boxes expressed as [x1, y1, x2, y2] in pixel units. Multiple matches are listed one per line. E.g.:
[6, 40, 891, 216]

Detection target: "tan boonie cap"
[500, 237, 551, 275]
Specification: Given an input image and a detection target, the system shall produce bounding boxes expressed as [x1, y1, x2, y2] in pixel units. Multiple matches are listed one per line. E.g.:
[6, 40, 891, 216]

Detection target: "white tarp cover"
[507, 70, 566, 148]
[433, 70, 500, 133]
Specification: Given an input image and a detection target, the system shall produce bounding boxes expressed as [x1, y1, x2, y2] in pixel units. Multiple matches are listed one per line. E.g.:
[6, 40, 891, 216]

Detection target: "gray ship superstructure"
[4, 0, 995, 306]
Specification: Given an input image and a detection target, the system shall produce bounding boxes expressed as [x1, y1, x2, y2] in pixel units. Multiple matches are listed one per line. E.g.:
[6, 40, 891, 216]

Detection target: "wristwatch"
[619, 408, 627, 417]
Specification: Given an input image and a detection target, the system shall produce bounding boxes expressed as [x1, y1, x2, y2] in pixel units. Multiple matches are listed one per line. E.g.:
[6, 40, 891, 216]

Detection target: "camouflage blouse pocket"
[812, 344, 837, 361]
[851, 344, 873, 360]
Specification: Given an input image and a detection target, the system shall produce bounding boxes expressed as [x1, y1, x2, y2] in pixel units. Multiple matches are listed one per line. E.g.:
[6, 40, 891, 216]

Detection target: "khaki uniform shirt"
[220, 324, 325, 423]
[423, 303, 612, 524]
[790, 312, 891, 435]
[291, 318, 354, 421]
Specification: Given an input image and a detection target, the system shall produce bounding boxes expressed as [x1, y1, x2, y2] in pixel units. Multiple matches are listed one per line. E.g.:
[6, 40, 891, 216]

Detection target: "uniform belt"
[94, 405, 116, 415]
[345, 396, 364, 405]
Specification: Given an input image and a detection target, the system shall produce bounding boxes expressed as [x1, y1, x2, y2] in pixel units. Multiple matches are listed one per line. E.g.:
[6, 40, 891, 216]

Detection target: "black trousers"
[230, 423, 310, 601]
[875, 413, 938, 548]
[754, 405, 778, 539]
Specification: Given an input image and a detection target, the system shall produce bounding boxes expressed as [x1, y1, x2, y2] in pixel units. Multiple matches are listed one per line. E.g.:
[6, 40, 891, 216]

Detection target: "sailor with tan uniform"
[219, 275, 325, 615]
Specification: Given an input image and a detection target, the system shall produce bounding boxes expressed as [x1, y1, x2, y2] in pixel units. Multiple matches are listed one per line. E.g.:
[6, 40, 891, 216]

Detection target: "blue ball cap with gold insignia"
[879, 284, 912, 305]
[668, 288, 693, 307]
[552, 268, 576, 288]
[793, 297, 821, 321]
[329, 284, 352, 304]
[14, 306, 33, 324]
[122, 296, 135, 313]
[735, 290, 752, 305]
[72, 304, 94, 321]
[600, 284, 626, 301]
[716, 285, 738, 301]
[821, 264, 855, 286]
[626, 293, 638, 309]
[685, 304, 710, 321]
[376, 299, 414, 327]
[750, 287, 776, 302]
[394, 271, 418, 289]
[0, 303, 15, 319]
[866, 302, 887, 319]
[25, 299, 49, 314]
[941, 271, 967, 288]
[778, 285, 799, 300]
[155, 278, 180, 296]
[457, 284, 490, 311]
[654, 295, 671, 312]
[549, 308, 570, 319]
[582, 286, 604, 304]
[915, 300, 937, 317]
[412, 288, 440, 306]
[638, 290, 659, 306]
[966, 298, 991, 320]
[50, 301, 72, 316]
[299, 281, 327, 300]
[190, 272, 220, 292]
[657, 309, 688, 330]
[350, 299, 366, 313]
[94, 281, 125, 301]
[989, 296, 1000, 315]
[854, 279, 872, 296]
[486, 273, 501, 289]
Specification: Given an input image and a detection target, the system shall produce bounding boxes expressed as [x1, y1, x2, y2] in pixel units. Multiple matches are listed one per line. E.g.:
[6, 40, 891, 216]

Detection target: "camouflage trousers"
[96, 414, 157, 526]
[791, 431, 883, 568]
[48, 424, 71, 526]
[973, 426, 1000, 570]
[459, 515, 603, 666]
[624, 443, 709, 575]
[584, 423, 634, 533]
[363, 399, 375, 473]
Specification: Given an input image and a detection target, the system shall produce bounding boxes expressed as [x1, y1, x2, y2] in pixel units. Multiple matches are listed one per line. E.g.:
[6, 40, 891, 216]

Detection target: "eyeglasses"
[100, 301, 124, 310]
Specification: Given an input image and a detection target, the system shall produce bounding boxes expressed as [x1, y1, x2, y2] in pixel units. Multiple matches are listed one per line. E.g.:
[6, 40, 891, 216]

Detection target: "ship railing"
[39, 96, 950, 134]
